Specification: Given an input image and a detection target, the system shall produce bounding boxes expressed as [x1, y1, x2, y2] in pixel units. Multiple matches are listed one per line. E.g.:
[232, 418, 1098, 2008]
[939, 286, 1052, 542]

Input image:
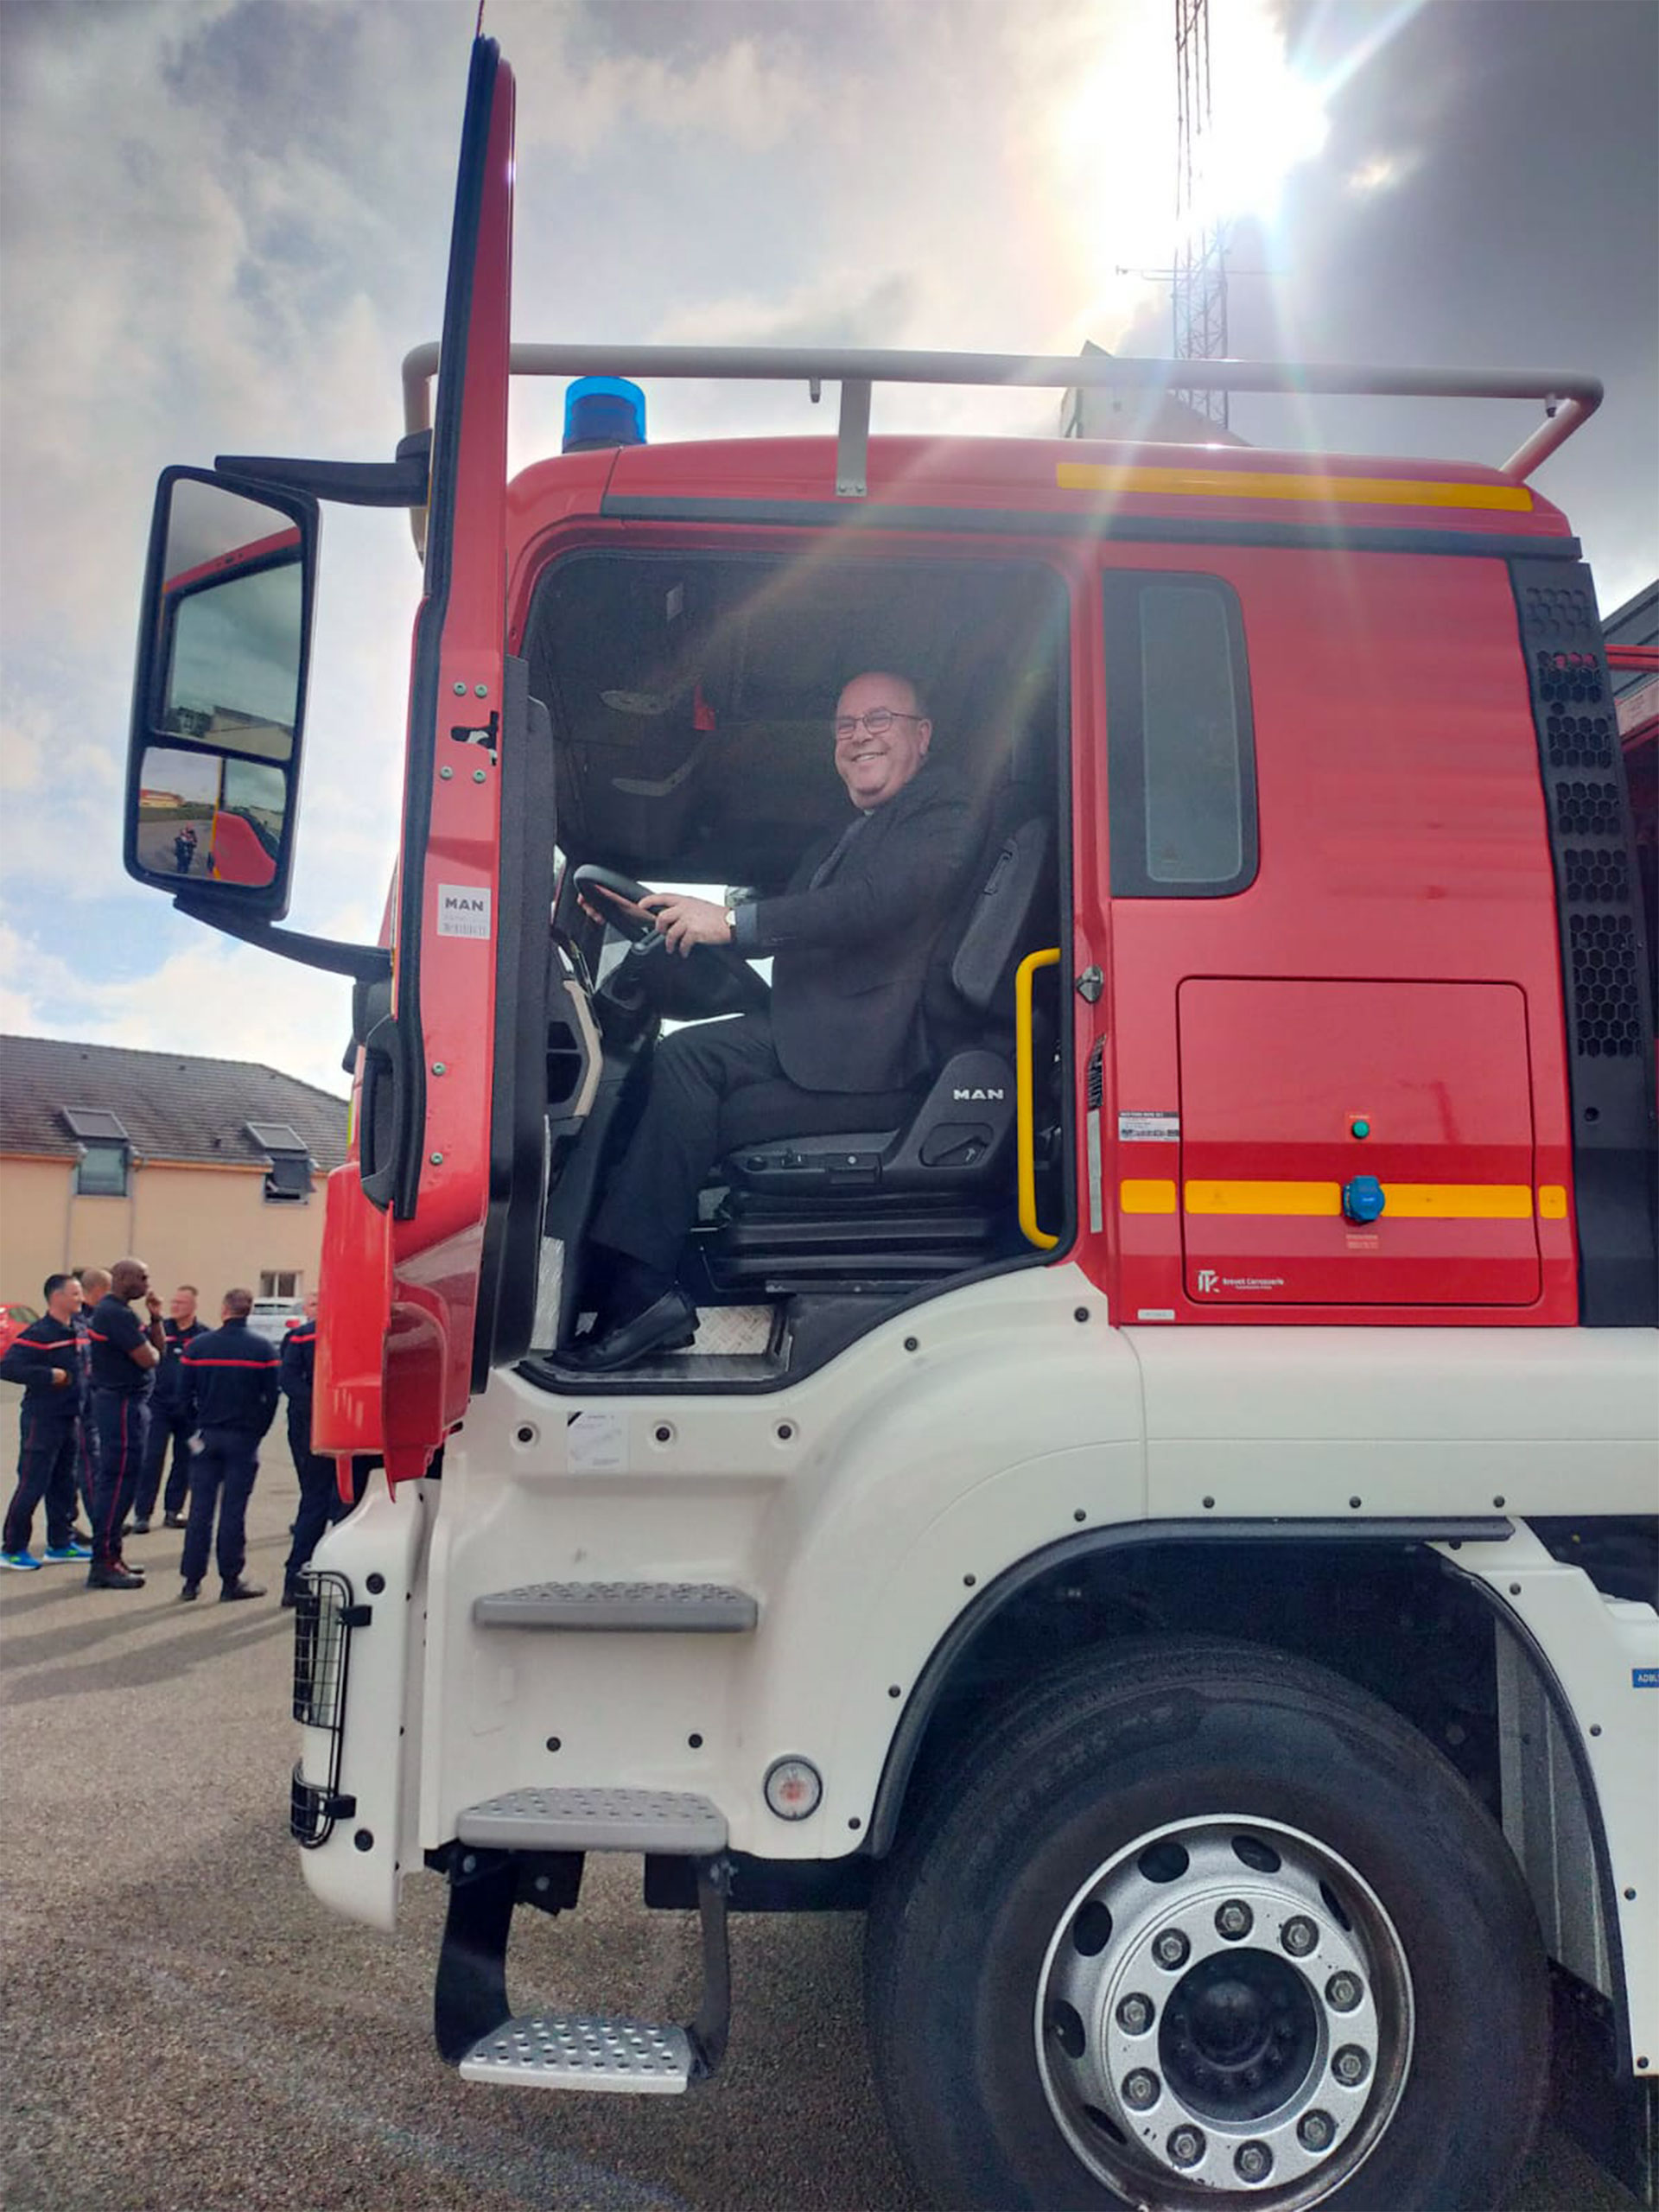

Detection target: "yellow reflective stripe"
[1185, 1180, 1339, 1216]
[1538, 1184, 1568, 1219]
[1054, 461, 1534, 512]
[1387, 1184, 1534, 1219]
[1181, 1180, 1537, 1219]
[1121, 1179, 1178, 1214]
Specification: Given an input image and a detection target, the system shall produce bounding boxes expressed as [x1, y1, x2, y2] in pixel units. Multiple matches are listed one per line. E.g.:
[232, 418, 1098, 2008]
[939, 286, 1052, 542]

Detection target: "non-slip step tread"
[461, 2012, 691, 2094]
[457, 1785, 728, 1854]
[474, 1581, 758, 1632]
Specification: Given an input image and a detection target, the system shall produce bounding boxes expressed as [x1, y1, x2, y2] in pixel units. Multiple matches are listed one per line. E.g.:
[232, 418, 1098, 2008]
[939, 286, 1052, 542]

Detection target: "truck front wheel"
[865, 1638, 1549, 2210]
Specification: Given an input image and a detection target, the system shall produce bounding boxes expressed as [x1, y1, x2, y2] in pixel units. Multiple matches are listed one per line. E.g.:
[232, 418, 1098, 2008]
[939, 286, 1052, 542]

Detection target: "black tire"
[865, 1637, 1549, 2211]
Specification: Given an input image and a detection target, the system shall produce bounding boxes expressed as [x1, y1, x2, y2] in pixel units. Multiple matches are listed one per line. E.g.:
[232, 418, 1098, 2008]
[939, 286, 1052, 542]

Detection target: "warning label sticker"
[1119, 1109, 1179, 1143]
[565, 1408, 626, 1473]
[437, 884, 491, 939]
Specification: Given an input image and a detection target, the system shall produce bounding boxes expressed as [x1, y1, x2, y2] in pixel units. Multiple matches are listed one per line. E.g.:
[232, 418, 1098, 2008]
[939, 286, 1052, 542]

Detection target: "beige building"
[0, 1034, 348, 1310]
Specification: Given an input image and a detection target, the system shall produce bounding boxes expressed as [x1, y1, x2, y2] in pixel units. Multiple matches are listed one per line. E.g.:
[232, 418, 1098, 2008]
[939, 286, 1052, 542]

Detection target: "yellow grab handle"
[1015, 947, 1062, 1250]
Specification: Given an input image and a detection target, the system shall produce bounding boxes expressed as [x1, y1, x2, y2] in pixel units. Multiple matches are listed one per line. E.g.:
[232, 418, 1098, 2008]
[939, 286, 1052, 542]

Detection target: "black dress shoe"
[559, 1288, 697, 1372]
[86, 1563, 144, 1591]
[220, 1579, 266, 1602]
[180, 1580, 200, 1602]
[162, 1514, 187, 1529]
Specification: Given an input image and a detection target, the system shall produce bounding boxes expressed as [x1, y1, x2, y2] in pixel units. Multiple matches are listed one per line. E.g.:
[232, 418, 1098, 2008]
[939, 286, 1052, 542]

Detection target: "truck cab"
[121, 36, 1657, 2212]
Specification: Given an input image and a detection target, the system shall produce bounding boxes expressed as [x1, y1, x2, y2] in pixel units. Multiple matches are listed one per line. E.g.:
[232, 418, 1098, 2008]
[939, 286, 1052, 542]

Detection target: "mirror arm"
[213, 430, 431, 510]
[173, 895, 391, 983]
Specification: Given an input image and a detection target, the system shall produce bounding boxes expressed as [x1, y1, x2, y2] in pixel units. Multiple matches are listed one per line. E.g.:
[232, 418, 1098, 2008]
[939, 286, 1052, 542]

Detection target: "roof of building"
[0, 1035, 349, 1172]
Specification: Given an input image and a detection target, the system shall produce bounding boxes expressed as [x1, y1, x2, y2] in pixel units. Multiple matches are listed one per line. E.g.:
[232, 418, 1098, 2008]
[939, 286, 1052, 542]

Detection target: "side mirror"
[124, 467, 318, 918]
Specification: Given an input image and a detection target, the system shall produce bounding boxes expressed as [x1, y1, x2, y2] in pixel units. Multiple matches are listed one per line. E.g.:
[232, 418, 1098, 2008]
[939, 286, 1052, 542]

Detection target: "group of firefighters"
[0, 1257, 358, 1602]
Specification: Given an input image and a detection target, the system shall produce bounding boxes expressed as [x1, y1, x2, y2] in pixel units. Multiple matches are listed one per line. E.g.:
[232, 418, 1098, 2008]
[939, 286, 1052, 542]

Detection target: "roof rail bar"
[400, 343, 1602, 548]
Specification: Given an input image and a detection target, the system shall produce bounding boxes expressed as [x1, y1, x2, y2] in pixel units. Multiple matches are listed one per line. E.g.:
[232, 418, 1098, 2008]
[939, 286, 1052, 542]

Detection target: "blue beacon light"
[563, 376, 647, 454]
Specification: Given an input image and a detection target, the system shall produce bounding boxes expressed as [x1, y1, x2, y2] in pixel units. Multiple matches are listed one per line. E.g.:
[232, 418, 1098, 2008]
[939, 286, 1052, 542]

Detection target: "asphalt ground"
[0, 1389, 1639, 2212]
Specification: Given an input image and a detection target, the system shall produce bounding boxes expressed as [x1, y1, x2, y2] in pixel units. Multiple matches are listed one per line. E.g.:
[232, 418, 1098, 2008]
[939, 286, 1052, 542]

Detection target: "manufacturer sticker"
[1135, 1308, 1177, 1322]
[565, 1408, 626, 1473]
[1119, 1109, 1179, 1143]
[1635, 1668, 1659, 1689]
[437, 884, 491, 939]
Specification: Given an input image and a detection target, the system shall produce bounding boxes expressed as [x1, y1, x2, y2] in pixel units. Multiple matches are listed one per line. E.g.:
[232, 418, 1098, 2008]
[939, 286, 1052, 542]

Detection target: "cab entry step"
[473, 1581, 758, 1632]
[461, 2013, 694, 2094]
[456, 1786, 728, 1853]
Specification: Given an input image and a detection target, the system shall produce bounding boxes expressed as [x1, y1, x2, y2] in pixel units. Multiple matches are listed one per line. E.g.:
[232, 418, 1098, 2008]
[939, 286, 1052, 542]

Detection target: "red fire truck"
[121, 38, 1657, 2212]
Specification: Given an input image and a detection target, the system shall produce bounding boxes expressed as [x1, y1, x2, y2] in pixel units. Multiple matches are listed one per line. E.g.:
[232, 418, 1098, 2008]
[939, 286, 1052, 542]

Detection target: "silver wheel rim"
[1035, 1816, 1414, 2205]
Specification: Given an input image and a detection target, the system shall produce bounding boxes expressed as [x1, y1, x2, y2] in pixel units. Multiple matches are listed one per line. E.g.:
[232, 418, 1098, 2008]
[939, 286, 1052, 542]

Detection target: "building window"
[1103, 572, 1257, 898]
[259, 1270, 301, 1300]
[61, 1108, 132, 1197]
[247, 1119, 315, 1204]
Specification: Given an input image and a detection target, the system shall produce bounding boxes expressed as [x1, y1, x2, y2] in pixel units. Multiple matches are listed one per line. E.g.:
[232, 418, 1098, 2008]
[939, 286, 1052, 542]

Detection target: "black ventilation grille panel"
[1511, 556, 1656, 1325]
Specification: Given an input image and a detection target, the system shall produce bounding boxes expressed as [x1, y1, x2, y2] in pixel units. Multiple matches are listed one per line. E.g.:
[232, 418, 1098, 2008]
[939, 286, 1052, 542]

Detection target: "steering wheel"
[573, 863, 770, 1019]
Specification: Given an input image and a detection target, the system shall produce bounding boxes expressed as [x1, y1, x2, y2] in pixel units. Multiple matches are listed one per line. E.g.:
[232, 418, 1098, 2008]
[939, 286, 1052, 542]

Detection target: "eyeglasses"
[834, 708, 925, 740]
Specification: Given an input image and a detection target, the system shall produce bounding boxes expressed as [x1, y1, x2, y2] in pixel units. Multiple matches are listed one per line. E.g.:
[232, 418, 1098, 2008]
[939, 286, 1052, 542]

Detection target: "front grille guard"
[290, 1568, 369, 1849]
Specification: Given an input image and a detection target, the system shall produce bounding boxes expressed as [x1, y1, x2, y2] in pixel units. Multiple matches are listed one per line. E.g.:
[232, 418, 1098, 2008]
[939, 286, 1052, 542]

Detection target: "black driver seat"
[703, 793, 1055, 1289]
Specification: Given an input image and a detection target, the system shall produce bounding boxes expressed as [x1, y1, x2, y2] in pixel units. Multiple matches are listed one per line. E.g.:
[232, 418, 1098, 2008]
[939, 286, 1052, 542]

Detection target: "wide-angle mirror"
[124, 468, 318, 916]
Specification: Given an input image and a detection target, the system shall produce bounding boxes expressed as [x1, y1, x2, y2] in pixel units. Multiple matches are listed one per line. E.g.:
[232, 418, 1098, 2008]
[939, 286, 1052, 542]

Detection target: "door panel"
[375, 37, 515, 1478]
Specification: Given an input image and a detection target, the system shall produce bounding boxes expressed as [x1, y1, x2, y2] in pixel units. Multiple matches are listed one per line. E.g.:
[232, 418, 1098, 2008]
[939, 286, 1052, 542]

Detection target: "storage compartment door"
[1179, 978, 1541, 1306]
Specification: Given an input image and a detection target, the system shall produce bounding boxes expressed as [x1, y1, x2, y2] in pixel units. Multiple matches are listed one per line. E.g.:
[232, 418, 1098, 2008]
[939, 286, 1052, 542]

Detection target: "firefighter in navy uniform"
[86, 1258, 164, 1590]
[278, 1293, 365, 1605]
[73, 1268, 109, 1535]
[133, 1285, 207, 1532]
[176, 1287, 280, 1602]
[0, 1275, 92, 1569]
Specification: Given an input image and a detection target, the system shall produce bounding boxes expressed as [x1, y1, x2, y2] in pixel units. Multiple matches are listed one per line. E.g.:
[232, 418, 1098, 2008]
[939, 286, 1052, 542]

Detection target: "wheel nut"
[1325, 1970, 1362, 2012]
[1299, 2109, 1336, 2152]
[1116, 1993, 1154, 2034]
[1333, 2044, 1370, 2086]
[1122, 2069, 1160, 2109]
[1154, 1929, 1190, 1969]
[1217, 1899, 1254, 1940]
[1235, 2141, 1273, 2182]
[1281, 1915, 1318, 1956]
[1167, 2125, 1205, 2168]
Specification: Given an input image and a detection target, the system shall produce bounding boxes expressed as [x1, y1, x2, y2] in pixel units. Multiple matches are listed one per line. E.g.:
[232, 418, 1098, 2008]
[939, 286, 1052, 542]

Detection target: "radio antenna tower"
[1173, 0, 1230, 427]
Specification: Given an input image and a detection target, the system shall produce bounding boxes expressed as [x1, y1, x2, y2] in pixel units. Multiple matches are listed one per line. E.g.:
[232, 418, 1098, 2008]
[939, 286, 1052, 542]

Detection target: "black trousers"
[92, 1391, 150, 1565]
[282, 1406, 360, 1592]
[592, 1014, 914, 1277]
[136, 1405, 194, 1521]
[181, 1427, 261, 1588]
[3, 1406, 79, 1555]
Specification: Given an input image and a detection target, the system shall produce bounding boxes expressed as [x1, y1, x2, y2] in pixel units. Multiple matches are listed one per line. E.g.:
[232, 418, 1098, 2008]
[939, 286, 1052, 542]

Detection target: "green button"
[1351, 1119, 1370, 1140]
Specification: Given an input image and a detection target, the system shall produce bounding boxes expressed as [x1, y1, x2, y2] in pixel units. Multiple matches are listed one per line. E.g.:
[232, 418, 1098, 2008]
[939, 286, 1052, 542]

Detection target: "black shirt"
[88, 1294, 155, 1395]
[178, 1318, 281, 1435]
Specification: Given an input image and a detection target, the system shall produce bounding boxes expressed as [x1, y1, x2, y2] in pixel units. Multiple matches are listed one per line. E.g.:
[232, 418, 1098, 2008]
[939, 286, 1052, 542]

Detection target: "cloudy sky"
[2, 0, 1655, 1096]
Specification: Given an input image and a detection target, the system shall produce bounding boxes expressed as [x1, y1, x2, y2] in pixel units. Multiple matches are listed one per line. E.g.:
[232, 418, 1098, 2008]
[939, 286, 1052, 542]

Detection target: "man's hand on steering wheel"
[639, 892, 733, 957]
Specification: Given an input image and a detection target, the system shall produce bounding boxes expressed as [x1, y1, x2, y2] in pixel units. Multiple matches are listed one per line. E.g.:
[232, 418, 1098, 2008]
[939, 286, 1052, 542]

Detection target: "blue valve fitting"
[1342, 1175, 1386, 1224]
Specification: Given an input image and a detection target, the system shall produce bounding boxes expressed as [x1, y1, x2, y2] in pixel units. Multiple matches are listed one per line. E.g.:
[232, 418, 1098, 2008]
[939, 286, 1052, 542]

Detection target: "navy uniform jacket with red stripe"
[279, 1323, 315, 1411]
[0, 1317, 82, 1421]
[153, 1317, 209, 1412]
[178, 1318, 281, 1436]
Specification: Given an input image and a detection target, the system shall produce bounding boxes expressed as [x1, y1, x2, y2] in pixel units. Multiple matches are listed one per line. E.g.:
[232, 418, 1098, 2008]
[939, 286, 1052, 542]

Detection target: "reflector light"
[763, 1755, 823, 1821]
[563, 376, 647, 453]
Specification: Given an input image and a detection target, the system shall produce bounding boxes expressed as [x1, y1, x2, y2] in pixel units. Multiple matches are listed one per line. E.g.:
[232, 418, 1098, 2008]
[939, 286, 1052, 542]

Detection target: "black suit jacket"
[741, 767, 979, 1092]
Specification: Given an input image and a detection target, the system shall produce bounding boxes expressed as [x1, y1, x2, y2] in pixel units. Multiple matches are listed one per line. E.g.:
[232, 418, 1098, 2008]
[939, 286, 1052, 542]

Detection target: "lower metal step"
[461, 2012, 692, 2094]
[474, 1581, 758, 1632]
[457, 1786, 728, 1854]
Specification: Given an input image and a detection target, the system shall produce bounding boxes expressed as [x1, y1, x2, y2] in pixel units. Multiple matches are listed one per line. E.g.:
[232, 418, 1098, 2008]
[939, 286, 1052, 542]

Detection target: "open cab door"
[316, 37, 546, 1481]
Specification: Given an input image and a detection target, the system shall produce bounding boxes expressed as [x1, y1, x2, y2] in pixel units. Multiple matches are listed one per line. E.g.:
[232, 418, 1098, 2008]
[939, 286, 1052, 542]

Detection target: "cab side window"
[1104, 573, 1257, 897]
